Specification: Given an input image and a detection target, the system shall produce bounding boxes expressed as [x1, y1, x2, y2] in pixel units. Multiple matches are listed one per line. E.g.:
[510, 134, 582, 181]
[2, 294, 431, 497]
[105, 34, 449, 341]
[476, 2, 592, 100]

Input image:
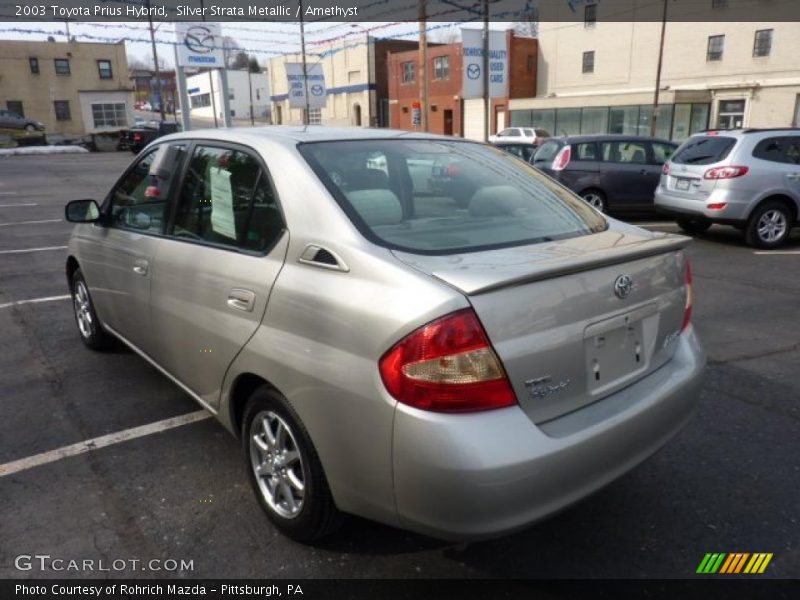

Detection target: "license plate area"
[584, 306, 654, 394]
[675, 177, 691, 191]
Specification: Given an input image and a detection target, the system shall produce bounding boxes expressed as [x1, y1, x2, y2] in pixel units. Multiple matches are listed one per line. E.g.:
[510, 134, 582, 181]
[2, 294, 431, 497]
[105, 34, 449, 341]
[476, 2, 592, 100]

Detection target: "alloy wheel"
[582, 192, 605, 211]
[73, 281, 94, 339]
[250, 410, 306, 519]
[757, 209, 787, 243]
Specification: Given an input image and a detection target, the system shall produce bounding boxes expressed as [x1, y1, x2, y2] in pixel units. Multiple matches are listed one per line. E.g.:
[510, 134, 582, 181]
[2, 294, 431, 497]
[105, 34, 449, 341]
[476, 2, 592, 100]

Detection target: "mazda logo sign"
[184, 26, 216, 55]
[614, 274, 633, 299]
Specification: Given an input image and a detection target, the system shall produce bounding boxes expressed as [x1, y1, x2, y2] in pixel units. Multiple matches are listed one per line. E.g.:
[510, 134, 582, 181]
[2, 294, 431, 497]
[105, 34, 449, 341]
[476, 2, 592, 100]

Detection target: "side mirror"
[65, 199, 101, 223]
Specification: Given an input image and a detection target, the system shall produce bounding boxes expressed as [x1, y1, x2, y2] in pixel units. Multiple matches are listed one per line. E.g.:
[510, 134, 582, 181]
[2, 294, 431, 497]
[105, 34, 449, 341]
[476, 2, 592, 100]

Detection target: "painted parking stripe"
[0, 202, 37, 207]
[0, 191, 18, 195]
[0, 410, 212, 478]
[0, 245, 67, 254]
[0, 294, 71, 310]
[636, 222, 680, 227]
[0, 219, 61, 227]
[753, 250, 800, 255]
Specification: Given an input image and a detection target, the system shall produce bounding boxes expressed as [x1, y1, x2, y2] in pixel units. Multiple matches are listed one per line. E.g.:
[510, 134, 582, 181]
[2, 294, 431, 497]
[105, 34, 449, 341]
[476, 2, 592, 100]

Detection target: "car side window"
[651, 142, 675, 164]
[574, 142, 598, 161]
[601, 141, 648, 164]
[752, 136, 793, 164]
[108, 145, 183, 234]
[786, 138, 800, 165]
[170, 145, 284, 253]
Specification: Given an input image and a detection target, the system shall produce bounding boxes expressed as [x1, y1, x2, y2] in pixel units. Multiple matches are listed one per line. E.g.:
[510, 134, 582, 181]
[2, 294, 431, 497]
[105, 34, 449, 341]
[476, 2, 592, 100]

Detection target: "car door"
[598, 139, 652, 209]
[149, 142, 288, 410]
[78, 143, 184, 351]
[783, 137, 800, 201]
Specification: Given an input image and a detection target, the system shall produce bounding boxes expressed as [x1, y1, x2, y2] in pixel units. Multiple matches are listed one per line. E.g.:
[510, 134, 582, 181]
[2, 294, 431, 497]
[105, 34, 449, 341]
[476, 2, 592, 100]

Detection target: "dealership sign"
[285, 63, 327, 109]
[461, 28, 508, 99]
[175, 23, 224, 67]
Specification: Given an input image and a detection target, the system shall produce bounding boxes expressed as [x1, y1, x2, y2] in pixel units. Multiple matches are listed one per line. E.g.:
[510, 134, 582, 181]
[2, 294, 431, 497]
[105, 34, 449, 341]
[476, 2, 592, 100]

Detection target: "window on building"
[97, 60, 113, 80]
[256, 89, 261, 101]
[275, 104, 282, 125]
[6, 101, 24, 117]
[582, 51, 595, 74]
[308, 108, 322, 125]
[711, 0, 728, 8]
[717, 99, 745, 129]
[753, 29, 773, 57]
[229, 91, 235, 100]
[402, 61, 415, 84]
[53, 101, 71, 121]
[190, 93, 211, 108]
[54, 58, 71, 75]
[585, 3, 597, 27]
[433, 56, 450, 80]
[707, 35, 724, 61]
[348, 70, 361, 84]
[29, 57, 39, 74]
[91, 103, 127, 128]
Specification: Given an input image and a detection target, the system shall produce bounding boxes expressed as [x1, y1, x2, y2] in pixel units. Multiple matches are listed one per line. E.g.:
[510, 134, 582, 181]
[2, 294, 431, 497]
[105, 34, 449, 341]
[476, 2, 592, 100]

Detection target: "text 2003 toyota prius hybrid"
[64, 127, 705, 541]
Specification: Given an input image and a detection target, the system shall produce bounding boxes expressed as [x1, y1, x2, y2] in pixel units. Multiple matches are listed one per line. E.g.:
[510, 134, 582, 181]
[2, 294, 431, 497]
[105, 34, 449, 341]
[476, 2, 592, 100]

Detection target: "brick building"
[388, 32, 538, 139]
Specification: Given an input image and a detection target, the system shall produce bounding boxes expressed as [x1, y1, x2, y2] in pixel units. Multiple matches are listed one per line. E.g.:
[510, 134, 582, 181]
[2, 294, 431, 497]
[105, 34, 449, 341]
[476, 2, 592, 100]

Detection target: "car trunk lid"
[393, 225, 691, 424]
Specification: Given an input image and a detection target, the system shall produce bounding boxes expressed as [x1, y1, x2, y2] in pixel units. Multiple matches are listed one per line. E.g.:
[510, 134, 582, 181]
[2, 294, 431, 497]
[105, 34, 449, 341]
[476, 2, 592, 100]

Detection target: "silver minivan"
[65, 128, 704, 542]
[655, 129, 800, 247]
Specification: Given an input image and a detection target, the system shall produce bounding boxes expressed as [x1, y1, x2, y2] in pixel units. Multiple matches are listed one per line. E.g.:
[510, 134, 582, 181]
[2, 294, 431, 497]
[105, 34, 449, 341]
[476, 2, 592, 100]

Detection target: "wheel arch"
[747, 193, 798, 223]
[227, 373, 280, 439]
[66, 256, 80, 291]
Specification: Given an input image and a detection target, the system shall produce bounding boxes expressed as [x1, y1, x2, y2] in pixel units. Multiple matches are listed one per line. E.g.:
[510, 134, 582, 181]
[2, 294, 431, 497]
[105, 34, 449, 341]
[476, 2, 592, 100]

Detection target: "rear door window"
[533, 140, 562, 163]
[672, 135, 736, 165]
[574, 142, 598, 161]
[600, 140, 648, 164]
[169, 144, 284, 253]
[752, 136, 797, 164]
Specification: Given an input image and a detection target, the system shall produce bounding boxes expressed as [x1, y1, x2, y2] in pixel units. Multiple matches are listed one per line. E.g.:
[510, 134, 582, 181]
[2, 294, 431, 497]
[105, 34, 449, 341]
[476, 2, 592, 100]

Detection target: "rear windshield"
[532, 139, 563, 163]
[299, 140, 606, 255]
[671, 135, 736, 165]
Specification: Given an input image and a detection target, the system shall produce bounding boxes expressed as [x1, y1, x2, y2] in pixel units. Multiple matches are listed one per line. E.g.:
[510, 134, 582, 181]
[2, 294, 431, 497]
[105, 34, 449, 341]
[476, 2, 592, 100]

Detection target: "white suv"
[489, 127, 550, 145]
[655, 129, 800, 248]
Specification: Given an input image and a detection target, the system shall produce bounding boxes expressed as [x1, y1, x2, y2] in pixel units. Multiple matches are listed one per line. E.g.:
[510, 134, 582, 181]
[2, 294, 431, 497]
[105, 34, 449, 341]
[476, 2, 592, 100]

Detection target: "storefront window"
[690, 103, 710, 134]
[609, 105, 640, 135]
[555, 108, 581, 135]
[532, 109, 556, 134]
[509, 110, 533, 127]
[580, 107, 609, 134]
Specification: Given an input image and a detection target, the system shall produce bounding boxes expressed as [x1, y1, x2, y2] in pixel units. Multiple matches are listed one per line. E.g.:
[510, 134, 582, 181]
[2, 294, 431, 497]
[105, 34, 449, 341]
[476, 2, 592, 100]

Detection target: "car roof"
[546, 134, 675, 144]
[693, 127, 800, 138]
[160, 126, 462, 148]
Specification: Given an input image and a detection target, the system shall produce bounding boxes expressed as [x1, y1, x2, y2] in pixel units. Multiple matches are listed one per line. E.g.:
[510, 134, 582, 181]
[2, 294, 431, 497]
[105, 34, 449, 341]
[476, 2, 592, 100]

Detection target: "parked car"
[655, 128, 800, 248]
[64, 127, 704, 542]
[492, 141, 538, 163]
[0, 109, 45, 132]
[533, 135, 678, 213]
[489, 127, 550, 145]
[117, 120, 181, 153]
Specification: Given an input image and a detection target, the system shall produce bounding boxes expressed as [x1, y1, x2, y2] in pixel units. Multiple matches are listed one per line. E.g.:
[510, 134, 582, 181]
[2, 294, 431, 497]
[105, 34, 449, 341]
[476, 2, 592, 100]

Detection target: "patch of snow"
[0, 146, 90, 157]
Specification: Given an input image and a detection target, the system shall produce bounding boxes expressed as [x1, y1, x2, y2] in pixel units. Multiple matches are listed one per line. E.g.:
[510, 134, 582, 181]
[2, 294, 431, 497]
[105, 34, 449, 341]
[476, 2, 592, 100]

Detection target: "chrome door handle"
[132, 258, 148, 276]
[227, 288, 256, 312]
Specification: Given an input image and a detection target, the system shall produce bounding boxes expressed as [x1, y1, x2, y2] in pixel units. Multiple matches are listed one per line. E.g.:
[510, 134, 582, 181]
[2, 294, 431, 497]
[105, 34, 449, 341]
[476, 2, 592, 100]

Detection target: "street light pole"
[418, 0, 429, 132]
[650, 0, 668, 137]
[146, 0, 166, 122]
[299, 0, 311, 125]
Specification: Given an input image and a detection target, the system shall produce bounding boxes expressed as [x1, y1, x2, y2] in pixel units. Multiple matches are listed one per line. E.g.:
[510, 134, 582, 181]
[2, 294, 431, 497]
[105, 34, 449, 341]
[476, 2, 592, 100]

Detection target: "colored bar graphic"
[698, 552, 773, 574]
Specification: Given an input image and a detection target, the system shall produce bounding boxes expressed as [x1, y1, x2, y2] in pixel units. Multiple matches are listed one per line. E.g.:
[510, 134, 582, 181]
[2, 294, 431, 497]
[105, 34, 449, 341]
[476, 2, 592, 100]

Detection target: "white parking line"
[0, 245, 67, 254]
[635, 222, 679, 227]
[0, 203, 37, 207]
[0, 191, 18, 195]
[0, 410, 212, 478]
[0, 294, 71, 310]
[0, 219, 61, 227]
[753, 250, 800, 255]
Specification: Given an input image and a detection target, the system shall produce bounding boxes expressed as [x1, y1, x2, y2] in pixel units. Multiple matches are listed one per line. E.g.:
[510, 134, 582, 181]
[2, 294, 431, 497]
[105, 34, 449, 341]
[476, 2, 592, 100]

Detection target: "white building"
[511, 1, 800, 141]
[186, 69, 270, 122]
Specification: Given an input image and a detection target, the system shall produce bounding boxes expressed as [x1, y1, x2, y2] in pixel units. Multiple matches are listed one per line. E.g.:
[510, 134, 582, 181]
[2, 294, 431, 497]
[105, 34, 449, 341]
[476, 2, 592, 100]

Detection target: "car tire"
[71, 269, 116, 350]
[581, 189, 607, 213]
[243, 386, 343, 541]
[744, 201, 793, 249]
[676, 218, 712, 235]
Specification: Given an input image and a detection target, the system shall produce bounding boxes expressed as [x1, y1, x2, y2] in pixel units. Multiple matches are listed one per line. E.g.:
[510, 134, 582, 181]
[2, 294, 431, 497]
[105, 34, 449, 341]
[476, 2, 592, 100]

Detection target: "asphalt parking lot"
[1, 152, 798, 579]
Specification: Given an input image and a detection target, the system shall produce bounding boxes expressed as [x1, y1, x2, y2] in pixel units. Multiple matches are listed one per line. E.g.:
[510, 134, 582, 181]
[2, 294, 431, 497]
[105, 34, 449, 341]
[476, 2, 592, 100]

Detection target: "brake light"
[707, 202, 727, 211]
[552, 146, 571, 171]
[681, 259, 693, 332]
[378, 309, 516, 413]
[133, 133, 143, 142]
[703, 166, 749, 179]
[662, 162, 670, 175]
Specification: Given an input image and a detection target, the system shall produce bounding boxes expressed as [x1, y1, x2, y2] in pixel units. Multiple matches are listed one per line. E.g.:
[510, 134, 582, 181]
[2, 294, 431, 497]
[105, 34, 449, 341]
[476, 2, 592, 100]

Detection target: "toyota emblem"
[614, 274, 633, 299]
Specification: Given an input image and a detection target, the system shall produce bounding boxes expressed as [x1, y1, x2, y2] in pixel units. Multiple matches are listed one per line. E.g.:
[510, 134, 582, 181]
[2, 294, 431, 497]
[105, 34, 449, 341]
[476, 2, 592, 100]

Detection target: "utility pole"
[650, 0, 668, 137]
[146, 0, 166, 122]
[173, 43, 191, 131]
[299, 0, 311, 125]
[248, 69, 255, 126]
[483, 0, 490, 141]
[418, 0, 429, 132]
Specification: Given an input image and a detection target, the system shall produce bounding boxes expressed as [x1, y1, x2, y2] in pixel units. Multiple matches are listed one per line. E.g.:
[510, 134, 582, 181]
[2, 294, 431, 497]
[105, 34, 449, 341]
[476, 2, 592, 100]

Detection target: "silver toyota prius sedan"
[64, 127, 705, 542]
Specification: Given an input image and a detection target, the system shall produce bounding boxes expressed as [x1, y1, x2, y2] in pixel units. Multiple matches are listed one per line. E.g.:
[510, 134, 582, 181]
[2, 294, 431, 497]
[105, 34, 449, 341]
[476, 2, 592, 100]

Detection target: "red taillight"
[703, 165, 749, 179]
[662, 162, 670, 175]
[133, 133, 143, 142]
[552, 146, 571, 171]
[681, 259, 693, 332]
[707, 202, 727, 211]
[378, 309, 517, 413]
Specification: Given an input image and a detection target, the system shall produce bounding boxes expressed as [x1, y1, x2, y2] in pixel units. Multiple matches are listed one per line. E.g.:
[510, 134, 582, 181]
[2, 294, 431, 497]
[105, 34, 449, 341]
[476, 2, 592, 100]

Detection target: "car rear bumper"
[392, 326, 705, 541]
[654, 185, 752, 221]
